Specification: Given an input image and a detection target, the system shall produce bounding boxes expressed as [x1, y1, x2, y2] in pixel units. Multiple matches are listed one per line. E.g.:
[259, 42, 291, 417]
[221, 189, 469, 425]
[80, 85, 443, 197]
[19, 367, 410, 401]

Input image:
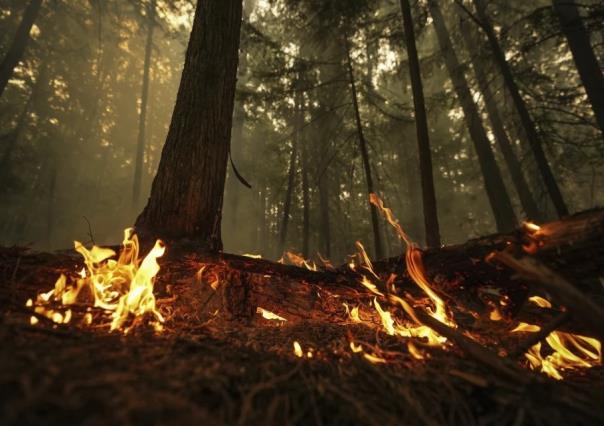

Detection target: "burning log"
[199, 208, 604, 326]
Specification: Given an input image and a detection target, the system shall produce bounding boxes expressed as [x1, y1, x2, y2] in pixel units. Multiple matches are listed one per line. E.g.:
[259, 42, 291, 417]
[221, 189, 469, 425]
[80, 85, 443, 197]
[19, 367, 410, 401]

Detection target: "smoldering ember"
[1, 0, 604, 425]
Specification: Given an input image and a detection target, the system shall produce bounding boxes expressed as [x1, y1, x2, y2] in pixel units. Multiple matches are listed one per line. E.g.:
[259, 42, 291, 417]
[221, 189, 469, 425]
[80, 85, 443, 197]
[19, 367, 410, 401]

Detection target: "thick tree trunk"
[345, 40, 384, 259]
[132, 0, 156, 208]
[471, 0, 568, 217]
[135, 0, 243, 250]
[278, 130, 298, 254]
[428, 0, 517, 233]
[399, 0, 441, 248]
[552, 0, 604, 138]
[459, 17, 544, 222]
[0, 0, 43, 98]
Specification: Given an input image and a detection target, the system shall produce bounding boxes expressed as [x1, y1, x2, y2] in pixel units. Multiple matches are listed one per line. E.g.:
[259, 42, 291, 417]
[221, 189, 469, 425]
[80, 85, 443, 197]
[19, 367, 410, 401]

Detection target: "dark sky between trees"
[0, 0, 603, 263]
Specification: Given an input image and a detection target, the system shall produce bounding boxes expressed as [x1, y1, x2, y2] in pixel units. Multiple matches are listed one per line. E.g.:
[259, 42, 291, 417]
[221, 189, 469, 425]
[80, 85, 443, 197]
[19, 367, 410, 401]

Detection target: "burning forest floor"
[2, 207, 604, 425]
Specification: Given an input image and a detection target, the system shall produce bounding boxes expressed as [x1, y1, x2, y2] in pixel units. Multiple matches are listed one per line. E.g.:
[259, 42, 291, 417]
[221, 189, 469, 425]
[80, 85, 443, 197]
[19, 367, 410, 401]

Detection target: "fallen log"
[193, 208, 604, 326]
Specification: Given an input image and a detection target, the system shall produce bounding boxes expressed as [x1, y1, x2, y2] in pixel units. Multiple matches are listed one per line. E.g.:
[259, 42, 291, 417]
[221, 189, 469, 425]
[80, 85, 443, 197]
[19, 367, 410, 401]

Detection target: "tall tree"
[0, 0, 43, 98]
[399, 0, 441, 248]
[458, 16, 544, 222]
[345, 38, 384, 259]
[470, 0, 568, 217]
[135, 0, 243, 250]
[278, 123, 298, 254]
[428, 0, 517, 233]
[132, 0, 156, 207]
[552, 0, 604, 139]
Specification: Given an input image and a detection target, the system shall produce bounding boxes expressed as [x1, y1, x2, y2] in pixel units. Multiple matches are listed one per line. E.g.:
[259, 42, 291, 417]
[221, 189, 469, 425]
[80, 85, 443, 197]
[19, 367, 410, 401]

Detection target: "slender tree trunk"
[471, 0, 568, 217]
[428, 0, 517, 233]
[0, 59, 49, 191]
[135, 0, 243, 250]
[132, 0, 156, 208]
[399, 0, 441, 248]
[278, 131, 298, 254]
[0, 0, 43, 98]
[258, 187, 268, 256]
[552, 0, 604, 138]
[459, 16, 544, 222]
[45, 158, 57, 248]
[345, 39, 384, 259]
[295, 88, 310, 257]
[318, 176, 331, 257]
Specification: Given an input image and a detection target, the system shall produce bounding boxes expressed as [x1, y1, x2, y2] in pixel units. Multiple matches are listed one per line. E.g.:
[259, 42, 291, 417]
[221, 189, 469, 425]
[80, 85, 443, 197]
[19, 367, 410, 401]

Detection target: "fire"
[293, 341, 303, 357]
[512, 296, 601, 379]
[257, 307, 287, 322]
[368, 194, 454, 341]
[522, 221, 544, 254]
[27, 228, 165, 332]
[279, 251, 318, 271]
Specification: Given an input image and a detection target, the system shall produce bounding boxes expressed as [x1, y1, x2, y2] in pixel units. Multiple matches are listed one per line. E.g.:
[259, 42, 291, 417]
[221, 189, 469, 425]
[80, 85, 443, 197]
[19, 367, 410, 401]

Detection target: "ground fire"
[24, 195, 602, 384]
[2, 0, 604, 424]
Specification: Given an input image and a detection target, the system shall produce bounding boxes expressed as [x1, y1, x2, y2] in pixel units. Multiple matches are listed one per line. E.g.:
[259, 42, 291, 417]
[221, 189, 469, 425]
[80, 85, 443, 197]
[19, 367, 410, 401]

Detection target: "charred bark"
[200, 208, 604, 337]
[135, 0, 243, 251]
[399, 0, 441, 248]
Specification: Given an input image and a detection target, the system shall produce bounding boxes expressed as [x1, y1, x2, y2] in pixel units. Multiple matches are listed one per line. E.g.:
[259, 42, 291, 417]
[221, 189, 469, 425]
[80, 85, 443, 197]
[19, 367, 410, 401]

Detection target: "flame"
[257, 307, 287, 322]
[528, 295, 552, 308]
[281, 251, 318, 271]
[366, 193, 454, 345]
[512, 322, 541, 333]
[27, 228, 165, 332]
[489, 306, 503, 321]
[510, 296, 602, 379]
[522, 221, 544, 254]
[363, 353, 387, 364]
[293, 341, 303, 357]
[407, 341, 425, 360]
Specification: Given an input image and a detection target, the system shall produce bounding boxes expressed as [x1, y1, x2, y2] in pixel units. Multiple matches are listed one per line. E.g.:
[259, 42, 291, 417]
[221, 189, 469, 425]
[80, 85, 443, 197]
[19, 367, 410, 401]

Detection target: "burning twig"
[510, 311, 571, 358]
[492, 251, 604, 340]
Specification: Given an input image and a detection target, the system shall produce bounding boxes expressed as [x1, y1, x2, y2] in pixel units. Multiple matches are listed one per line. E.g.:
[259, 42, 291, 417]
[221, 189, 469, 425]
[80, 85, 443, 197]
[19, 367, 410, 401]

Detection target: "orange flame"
[27, 228, 165, 332]
[512, 296, 601, 379]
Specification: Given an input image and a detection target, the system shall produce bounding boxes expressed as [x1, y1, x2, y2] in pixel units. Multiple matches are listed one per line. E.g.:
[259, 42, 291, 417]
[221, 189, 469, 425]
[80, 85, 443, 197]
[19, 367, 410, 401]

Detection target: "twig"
[510, 311, 571, 358]
[410, 309, 531, 384]
[83, 216, 96, 245]
[492, 251, 604, 340]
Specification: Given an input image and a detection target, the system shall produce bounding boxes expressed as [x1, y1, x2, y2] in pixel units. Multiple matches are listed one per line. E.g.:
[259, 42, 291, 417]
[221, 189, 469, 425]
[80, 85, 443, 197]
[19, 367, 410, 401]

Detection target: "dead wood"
[492, 250, 604, 340]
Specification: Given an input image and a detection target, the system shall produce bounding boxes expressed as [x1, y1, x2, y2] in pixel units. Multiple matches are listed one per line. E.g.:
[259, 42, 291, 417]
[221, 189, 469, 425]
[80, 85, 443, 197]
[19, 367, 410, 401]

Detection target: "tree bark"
[278, 127, 298, 254]
[471, 0, 568, 217]
[0, 0, 43, 98]
[345, 39, 384, 259]
[300, 114, 310, 258]
[552, 0, 604, 139]
[459, 16, 544, 222]
[428, 0, 517, 233]
[135, 0, 243, 250]
[399, 0, 441, 248]
[132, 0, 156, 208]
[318, 176, 331, 257]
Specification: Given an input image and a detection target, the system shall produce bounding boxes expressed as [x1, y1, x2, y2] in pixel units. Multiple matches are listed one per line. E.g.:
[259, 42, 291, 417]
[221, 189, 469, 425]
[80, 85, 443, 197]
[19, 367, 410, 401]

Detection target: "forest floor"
[1, 233, 604, 426]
